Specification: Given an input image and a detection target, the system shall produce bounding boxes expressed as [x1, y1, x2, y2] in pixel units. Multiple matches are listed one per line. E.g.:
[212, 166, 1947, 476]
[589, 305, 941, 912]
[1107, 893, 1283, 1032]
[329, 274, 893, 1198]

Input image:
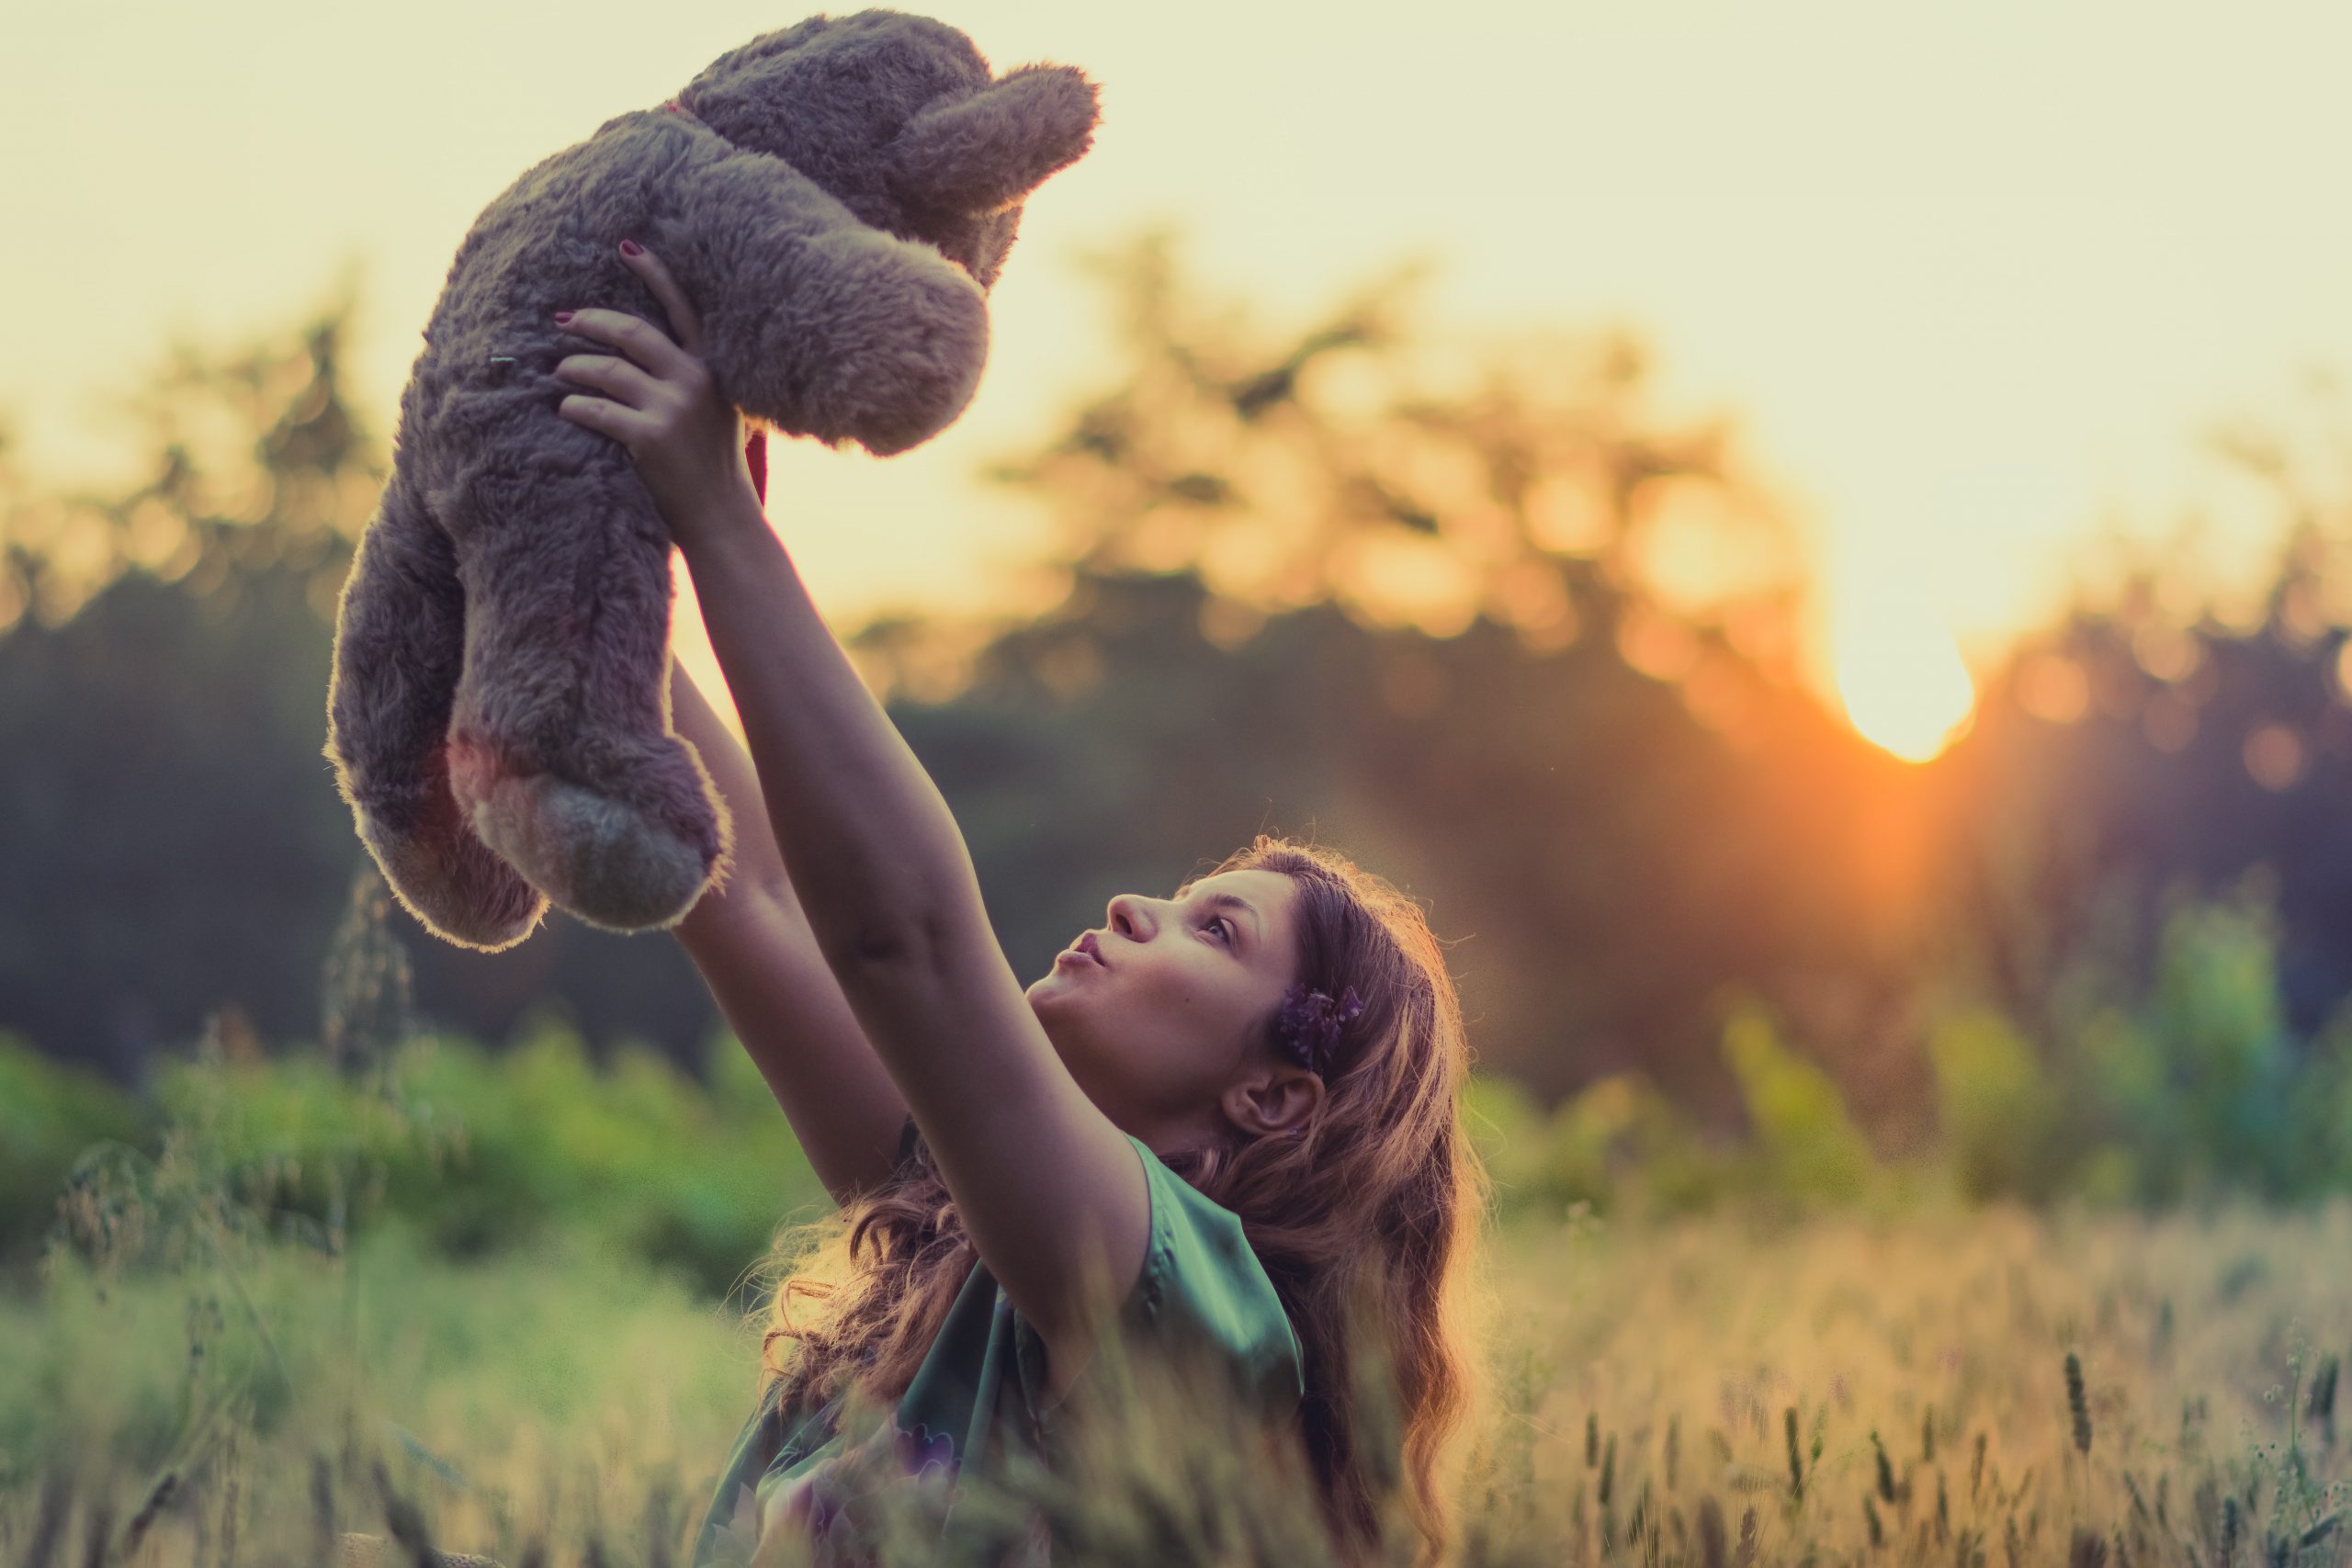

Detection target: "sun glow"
[1833, 609, 1977, 763]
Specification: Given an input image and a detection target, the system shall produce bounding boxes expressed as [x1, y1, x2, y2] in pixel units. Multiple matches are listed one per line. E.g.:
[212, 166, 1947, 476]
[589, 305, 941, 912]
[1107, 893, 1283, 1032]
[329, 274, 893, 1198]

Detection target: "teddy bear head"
[674, 9, 1099, 290]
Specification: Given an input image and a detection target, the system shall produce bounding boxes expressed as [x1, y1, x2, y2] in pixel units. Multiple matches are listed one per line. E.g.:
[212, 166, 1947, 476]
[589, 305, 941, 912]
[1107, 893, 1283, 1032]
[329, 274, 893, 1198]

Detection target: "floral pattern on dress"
[698, 1483, 764, 1568]
[744, 1417, 963, 1565]
[892, 1420, 957, 1483]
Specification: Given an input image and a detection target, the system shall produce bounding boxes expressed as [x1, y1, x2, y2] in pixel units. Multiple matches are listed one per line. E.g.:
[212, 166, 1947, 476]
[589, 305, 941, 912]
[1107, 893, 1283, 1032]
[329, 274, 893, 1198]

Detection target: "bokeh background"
[9, 4, 2352, 1564]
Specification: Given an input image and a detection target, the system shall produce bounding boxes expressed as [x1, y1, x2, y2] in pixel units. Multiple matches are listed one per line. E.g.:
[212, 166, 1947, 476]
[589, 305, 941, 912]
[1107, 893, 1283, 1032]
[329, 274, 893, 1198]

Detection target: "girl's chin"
[1031, 956, 1103, 995]
[1025, 974, 1080, 1013]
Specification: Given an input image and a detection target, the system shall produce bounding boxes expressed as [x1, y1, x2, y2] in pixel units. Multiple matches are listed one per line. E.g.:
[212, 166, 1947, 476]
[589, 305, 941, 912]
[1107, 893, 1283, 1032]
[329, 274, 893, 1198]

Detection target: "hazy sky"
[8, 0, 2352, 705]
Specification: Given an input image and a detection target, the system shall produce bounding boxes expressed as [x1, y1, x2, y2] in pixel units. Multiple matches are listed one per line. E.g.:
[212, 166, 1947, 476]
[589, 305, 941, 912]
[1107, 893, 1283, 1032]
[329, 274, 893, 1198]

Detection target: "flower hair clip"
[1274, 983, 1364, 1077]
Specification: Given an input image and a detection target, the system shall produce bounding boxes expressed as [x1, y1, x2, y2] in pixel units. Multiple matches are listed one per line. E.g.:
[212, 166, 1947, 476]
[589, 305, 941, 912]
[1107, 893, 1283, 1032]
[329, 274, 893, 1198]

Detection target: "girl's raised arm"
[549, 242, 1149, 1381]
[667, 656, 910, 1206]
[668, 481, 1149, 1364]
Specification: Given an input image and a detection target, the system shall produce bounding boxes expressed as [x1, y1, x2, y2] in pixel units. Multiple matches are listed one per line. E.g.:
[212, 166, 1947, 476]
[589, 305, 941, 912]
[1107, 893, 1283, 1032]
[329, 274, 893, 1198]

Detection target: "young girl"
[551, 241, 1485, 1565]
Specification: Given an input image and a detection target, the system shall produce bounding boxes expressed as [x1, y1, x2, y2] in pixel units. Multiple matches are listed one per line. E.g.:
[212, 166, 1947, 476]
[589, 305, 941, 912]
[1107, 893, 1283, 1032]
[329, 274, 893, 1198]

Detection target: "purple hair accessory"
[1274, 983, 1363, 1076]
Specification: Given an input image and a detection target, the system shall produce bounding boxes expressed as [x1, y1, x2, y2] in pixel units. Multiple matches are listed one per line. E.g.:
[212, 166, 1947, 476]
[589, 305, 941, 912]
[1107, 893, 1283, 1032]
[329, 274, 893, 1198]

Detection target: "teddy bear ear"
[886, 62, 1100, 218]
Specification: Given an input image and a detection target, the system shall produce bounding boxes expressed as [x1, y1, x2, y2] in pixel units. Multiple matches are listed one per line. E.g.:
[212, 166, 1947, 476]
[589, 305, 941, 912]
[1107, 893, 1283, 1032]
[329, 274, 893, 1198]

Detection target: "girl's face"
[1025, 868, 1305, 1146]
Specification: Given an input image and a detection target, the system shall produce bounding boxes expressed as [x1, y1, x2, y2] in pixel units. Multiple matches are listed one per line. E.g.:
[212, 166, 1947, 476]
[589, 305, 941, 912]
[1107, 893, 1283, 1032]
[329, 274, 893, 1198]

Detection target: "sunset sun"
[1834, 610, 1977, 762]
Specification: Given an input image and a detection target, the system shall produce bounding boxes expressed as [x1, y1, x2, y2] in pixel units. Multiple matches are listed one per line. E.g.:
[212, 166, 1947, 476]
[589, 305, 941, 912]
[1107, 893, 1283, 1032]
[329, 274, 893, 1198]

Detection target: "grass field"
[8, 1159, 2352, 1567]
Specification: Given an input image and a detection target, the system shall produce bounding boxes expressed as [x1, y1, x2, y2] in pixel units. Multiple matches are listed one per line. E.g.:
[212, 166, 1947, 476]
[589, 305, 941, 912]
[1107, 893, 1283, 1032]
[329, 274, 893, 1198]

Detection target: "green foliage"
[1464, 1071, 1725, 1221]
[2141, 895, 2304, 1195]
[0, 1032, 148, 1262]
[1929, 880, 2352, 1209]
[8, 865, 2347, 1283]
[1928, 1008, 2061, 1201]
[0, 1022, 824, 1299]
[1721, 1002, 1876, 1203]
[338, 1021, 822, 1292]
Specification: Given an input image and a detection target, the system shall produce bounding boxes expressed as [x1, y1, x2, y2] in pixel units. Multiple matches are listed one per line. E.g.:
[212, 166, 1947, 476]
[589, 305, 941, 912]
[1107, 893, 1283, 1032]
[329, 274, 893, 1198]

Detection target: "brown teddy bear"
[323, 10, 1098, 952]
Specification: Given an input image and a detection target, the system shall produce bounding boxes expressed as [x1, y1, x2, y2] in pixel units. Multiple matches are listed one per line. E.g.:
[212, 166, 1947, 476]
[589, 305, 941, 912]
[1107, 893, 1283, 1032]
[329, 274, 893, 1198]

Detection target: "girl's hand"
[552, 241, 763, 552]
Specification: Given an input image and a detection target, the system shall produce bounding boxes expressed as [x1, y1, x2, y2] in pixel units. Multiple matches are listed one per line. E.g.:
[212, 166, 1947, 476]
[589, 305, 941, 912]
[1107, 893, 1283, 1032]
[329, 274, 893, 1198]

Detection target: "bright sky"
[8, 1, 2352, 724]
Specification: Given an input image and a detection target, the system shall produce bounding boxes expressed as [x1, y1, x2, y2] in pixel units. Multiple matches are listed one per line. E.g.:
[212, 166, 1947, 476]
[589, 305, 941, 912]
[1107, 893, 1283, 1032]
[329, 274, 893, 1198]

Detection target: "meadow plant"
[7, 876, 2352, 1562]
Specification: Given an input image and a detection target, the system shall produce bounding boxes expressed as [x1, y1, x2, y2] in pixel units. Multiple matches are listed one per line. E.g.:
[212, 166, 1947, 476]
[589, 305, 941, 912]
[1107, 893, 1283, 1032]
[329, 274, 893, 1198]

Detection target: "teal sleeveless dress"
[690, 1122, 1305, 1567]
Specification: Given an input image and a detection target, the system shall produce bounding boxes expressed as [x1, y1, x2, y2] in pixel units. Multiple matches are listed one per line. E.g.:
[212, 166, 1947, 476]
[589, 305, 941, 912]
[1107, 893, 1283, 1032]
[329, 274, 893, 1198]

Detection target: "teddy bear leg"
[325, 478, 548, 951]
[443, 474, 729, 933]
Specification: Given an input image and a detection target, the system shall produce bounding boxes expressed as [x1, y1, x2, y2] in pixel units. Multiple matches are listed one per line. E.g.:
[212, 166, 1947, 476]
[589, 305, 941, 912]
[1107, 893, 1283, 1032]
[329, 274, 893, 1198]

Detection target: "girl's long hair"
[756, 835, 1487, 1562]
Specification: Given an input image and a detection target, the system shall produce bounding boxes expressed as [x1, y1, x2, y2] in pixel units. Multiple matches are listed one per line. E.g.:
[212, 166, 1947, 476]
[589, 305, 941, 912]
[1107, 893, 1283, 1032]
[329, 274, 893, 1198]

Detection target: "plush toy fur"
[323, 10, 1098, 952]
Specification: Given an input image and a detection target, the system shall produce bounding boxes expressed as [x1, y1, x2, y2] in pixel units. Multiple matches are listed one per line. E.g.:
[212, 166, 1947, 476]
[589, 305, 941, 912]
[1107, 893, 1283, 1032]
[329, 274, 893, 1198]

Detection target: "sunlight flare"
[1834, 609, 1976, 762]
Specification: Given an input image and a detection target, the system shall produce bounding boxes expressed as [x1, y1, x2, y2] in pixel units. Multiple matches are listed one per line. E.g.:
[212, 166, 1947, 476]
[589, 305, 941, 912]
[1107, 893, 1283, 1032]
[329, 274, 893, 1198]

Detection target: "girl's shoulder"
[891, 1116, 1304, 1416]
[1116, 1134, 1305, 1416]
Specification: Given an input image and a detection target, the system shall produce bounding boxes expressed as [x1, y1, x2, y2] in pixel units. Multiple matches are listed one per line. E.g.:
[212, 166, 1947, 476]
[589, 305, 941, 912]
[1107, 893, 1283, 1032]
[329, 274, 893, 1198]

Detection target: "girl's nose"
[1107, 893, 1150, 939]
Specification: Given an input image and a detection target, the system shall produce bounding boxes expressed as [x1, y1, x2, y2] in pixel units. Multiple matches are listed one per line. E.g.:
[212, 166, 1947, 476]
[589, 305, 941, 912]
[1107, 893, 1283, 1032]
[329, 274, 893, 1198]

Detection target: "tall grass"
[5, 868, 2352, 1563]
[9, 1121, 2352, 1563]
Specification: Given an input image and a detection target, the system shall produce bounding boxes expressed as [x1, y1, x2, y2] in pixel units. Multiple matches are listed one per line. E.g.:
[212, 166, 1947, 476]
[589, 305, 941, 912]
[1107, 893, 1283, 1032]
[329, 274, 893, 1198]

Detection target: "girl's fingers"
[557, 310, 700, 387]
[553, 351, 665, 411]
[556, 391, 653, 446]
[618, 243, 706, 356]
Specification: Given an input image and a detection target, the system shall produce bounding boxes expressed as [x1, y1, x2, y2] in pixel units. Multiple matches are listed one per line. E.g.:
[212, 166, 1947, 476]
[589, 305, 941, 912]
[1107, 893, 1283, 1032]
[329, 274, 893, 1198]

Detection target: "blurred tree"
[982, 231, 1812, 671]
[0, 288, 718, 1074]
[865, 231, 1930, 1117]
[1938, 379, 2352, 1050]
[0, 290, 376, 636]
[51, 228, 2326, 1143]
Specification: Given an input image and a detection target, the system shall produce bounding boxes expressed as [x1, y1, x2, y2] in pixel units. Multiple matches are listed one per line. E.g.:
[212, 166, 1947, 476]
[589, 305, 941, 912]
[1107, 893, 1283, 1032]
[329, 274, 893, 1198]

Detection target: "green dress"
[690, 1123, 1304, 1567]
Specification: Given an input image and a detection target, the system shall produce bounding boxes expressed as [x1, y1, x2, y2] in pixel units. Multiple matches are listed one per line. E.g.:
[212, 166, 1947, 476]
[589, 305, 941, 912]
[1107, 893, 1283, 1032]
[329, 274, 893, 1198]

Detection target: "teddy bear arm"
[678, 155, 990, 457]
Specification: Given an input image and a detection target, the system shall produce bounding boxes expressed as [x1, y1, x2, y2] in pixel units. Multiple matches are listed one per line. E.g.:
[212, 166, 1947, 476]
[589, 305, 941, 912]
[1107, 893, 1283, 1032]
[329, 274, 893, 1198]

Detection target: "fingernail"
[553, 310, 573, 324]
[619, 239, 643, 257]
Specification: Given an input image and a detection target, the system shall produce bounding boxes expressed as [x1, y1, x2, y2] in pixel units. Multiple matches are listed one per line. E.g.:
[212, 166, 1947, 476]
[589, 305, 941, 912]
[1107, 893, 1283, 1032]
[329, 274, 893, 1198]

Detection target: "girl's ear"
[885, 63, 1100, 217]
[1220, 1067, 1324, 1139]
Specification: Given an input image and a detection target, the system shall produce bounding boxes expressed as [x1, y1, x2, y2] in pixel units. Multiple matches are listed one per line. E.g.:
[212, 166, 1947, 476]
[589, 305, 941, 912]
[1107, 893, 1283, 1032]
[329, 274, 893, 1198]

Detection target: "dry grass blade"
[18, 1474, 72, 1568]
[74, 1495, 110, 1568]
[116, 1472, 177, 1564]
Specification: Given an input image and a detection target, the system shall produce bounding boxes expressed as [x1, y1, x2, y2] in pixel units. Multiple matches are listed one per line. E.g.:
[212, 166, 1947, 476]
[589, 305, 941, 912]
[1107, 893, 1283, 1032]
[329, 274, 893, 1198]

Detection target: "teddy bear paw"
[459, 766, 715, 932]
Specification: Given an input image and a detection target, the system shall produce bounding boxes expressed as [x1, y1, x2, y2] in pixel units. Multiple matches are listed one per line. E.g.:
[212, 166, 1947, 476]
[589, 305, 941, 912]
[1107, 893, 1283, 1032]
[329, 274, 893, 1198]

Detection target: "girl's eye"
[1208, 916, 1234, 944]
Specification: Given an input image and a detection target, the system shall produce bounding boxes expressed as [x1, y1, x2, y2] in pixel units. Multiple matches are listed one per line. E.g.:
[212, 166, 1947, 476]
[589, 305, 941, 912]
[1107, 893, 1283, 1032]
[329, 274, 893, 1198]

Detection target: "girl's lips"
[1076, 931, 1107, 966]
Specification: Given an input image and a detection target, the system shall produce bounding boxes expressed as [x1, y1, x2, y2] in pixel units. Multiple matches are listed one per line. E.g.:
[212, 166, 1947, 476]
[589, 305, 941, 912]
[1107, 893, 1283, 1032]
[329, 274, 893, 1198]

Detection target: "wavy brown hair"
[757, 835, 1487, 1563]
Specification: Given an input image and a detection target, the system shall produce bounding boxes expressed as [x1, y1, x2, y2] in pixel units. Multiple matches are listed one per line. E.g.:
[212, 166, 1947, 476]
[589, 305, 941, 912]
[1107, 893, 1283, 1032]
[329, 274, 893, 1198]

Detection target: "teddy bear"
[322, 10, 1098, 953]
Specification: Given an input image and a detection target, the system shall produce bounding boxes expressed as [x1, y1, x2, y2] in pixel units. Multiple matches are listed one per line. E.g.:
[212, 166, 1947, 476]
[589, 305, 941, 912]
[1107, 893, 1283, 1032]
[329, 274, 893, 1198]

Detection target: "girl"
[551, 240, 1485, 1565]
